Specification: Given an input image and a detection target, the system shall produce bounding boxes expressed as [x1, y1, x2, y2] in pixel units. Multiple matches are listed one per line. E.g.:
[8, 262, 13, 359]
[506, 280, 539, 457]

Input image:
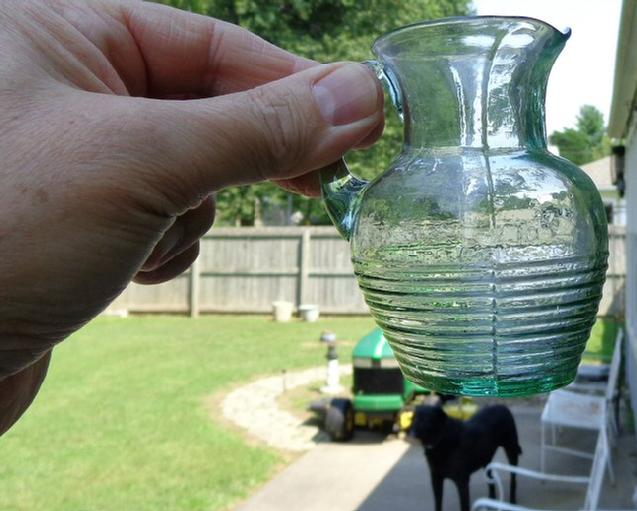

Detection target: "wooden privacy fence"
[106, 227, 366, 316]
[105, 225, 626, 318]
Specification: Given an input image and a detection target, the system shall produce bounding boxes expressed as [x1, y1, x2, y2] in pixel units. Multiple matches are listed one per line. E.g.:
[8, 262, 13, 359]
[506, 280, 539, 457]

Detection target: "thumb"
[109, 63, 383, 199]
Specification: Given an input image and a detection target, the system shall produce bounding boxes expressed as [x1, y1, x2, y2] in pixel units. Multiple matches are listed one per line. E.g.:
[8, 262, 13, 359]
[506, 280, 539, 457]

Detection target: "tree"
[550, 105, 611, 166]
[154, 0, 473, 225]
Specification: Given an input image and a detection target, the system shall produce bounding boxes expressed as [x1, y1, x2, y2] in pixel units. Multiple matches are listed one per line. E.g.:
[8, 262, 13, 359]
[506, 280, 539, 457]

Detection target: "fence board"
[104, 225, 626, 317]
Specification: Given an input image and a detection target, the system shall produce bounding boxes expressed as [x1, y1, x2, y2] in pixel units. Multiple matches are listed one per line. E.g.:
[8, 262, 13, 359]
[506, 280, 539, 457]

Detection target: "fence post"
[298, 229, 311, 306]
[190, 257, 200, 318]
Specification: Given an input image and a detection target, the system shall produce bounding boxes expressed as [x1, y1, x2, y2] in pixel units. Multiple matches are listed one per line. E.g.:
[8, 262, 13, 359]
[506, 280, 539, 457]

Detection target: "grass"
[0, 315, 374, 511]
[582, 317, 621, 364]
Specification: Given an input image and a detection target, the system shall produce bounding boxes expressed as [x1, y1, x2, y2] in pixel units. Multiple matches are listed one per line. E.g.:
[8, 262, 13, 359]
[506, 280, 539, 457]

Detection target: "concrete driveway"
[234, 405, 636, 511]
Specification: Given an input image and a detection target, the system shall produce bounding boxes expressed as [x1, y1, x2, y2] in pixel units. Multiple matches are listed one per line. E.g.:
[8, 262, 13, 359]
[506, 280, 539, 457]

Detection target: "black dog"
[410, 404, 522, 511]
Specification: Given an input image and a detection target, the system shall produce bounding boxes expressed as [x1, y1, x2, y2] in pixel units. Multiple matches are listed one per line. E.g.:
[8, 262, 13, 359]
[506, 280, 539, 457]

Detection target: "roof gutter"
[608, 0, 637, 139]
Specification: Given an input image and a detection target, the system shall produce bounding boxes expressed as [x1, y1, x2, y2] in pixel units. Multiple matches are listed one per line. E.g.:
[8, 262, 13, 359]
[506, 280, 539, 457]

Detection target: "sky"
[474, 0, 623, 135]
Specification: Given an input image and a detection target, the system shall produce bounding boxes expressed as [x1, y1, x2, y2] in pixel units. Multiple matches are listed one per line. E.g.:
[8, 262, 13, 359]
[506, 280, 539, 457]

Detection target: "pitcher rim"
[372, 15, 571, 51]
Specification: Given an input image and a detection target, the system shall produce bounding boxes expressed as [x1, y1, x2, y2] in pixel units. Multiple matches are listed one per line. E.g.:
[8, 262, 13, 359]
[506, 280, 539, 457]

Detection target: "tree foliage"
[154, 0, 473, 224]
[550, 105, 611, 166]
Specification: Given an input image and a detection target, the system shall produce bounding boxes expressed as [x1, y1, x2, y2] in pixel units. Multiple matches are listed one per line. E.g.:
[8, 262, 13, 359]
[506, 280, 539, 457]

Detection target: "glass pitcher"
[321, 16, 608, 397]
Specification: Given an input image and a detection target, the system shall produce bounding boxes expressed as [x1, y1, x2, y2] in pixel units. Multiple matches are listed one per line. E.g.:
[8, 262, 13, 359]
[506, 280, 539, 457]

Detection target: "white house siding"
[608, 0, 637, 444]
[624, 126, 637, 431]
[580, 156, 626, 225]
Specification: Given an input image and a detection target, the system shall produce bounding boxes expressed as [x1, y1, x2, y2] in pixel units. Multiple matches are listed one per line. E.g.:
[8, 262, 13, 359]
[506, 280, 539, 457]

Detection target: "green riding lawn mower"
[310, 328, 478, 441]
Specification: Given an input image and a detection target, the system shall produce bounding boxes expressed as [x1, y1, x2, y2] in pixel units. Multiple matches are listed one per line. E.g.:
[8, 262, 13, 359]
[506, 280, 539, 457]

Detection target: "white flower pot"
[272, 301, 293, 322]
[298, 304, 319, 322]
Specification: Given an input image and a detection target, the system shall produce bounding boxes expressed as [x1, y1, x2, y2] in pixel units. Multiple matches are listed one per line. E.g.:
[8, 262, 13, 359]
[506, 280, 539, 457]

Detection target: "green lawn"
[0, 315, 374, 511]
[583, 317, 621, 364]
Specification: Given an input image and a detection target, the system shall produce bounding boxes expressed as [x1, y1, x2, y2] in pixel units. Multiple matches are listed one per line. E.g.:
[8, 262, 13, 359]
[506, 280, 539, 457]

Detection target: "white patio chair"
[540, 329, 623, 482]
[472, 427, 609, 511]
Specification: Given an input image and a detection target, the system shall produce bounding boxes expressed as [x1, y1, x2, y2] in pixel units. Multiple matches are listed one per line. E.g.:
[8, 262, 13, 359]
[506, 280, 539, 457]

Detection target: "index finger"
[123, 1, 316, 97]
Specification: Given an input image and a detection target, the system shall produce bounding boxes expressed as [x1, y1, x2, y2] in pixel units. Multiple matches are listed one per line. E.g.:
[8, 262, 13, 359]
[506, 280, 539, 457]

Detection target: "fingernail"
[313, 63, 381, 126]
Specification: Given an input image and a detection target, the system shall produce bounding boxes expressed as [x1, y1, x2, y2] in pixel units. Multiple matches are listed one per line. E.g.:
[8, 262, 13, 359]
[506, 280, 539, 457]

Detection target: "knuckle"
[248, 86, 308, 178]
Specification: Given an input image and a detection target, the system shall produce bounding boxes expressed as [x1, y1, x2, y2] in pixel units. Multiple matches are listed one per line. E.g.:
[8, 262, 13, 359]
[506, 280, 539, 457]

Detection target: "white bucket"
[298, 304, 319, 322]
[272, 301, 293, 322]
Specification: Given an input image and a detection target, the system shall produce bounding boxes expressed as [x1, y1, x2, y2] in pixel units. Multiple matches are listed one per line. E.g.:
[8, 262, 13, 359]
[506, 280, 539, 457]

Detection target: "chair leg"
[607, 443, 616, 485]
[606, 412, 619, 449]
[540, 421, 546, 473]
[611, 413, 619, 445]
[551, 423, 557, 444]
[609, 419, 617, 447]
[613, 392, 621, 437]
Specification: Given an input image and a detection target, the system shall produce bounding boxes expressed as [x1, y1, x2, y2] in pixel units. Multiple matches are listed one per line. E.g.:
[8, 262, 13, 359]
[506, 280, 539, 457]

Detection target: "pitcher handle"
[320, 60, 404, 241]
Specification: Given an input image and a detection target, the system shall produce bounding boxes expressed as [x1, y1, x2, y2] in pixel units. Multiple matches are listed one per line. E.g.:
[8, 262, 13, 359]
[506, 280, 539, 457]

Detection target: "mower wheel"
[325, 398, 354, 441]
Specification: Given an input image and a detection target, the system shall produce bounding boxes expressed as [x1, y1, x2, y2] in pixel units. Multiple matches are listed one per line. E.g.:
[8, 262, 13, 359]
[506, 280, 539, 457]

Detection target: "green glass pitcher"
[321, 16, 608, 396]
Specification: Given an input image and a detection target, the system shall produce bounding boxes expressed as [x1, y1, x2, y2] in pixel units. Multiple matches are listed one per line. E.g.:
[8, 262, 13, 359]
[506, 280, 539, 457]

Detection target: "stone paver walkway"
[221, 365, 352, 451]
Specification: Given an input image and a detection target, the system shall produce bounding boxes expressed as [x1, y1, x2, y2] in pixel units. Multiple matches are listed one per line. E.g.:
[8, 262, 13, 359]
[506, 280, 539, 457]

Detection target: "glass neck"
[394, 54, 549, 152]
[373, 17, 569, 152]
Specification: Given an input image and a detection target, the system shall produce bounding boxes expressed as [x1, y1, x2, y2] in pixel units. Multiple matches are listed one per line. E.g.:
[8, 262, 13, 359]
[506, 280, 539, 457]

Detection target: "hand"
[0, 0, 383, 432]
[0, 353, 50, 436]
